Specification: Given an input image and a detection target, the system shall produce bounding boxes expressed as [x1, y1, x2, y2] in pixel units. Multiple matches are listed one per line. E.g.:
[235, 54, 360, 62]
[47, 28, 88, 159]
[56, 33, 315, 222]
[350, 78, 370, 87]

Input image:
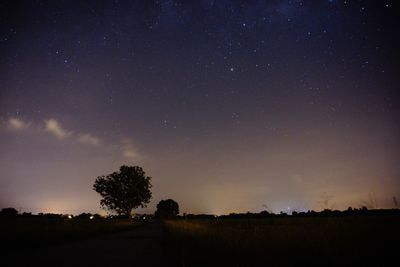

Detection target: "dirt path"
[7, 223, 175, 267]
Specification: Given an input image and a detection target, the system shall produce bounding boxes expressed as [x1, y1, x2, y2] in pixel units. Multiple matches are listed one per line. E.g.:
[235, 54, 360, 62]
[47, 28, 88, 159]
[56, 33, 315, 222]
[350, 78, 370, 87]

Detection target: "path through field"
[7, 223, 174, 267]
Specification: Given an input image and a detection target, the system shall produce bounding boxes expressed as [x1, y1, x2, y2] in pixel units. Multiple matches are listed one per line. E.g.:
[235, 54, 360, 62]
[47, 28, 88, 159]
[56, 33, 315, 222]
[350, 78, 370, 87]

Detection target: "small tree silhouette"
[155, 199, 179, 218]
[0, 207, 18, 217]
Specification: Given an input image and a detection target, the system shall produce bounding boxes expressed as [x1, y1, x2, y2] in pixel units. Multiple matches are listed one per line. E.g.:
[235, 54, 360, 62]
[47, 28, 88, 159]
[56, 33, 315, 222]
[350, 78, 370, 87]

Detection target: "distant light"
[90, 215, 94, 220]
[68, 215, 72, 219]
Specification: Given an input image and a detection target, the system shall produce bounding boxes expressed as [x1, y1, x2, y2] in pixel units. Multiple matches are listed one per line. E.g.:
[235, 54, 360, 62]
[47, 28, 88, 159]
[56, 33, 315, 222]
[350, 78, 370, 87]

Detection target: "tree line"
[2, 165, 399, 219]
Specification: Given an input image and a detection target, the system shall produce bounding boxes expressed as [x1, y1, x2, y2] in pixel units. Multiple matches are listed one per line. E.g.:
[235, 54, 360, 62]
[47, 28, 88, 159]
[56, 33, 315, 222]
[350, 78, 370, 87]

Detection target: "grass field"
[164, 216, 399, 266]
[0, 217, 142, 251]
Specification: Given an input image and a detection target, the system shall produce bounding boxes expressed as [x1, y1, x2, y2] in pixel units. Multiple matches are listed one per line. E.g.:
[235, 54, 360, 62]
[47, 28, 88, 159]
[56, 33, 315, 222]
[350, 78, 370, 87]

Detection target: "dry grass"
[164, 216, 399, 266]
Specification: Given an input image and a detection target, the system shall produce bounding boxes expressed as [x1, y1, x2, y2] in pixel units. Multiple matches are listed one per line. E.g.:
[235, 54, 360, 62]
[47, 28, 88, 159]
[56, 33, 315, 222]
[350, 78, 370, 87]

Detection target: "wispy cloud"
[44, 119, 72, 139]
[4, 116, 135, 158]
[8, 117, 30, 130]
[121, 138, 139, 159]
[123, 149, 137, 159]
[78, 133, 100, 146]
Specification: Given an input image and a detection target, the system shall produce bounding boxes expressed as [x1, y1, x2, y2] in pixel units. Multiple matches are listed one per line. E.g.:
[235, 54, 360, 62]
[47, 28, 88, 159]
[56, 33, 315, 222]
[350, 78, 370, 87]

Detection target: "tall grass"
[164, 216, 399, 266]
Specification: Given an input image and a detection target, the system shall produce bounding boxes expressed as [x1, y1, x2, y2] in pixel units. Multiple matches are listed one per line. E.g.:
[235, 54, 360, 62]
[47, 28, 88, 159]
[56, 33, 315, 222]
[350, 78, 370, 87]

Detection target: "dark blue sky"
[0, 0, 398, 215]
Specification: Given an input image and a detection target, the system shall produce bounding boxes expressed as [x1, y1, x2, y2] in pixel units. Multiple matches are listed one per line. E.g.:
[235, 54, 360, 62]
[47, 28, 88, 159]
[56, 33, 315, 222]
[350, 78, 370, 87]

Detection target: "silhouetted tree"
[93, 165, 152, 218]
[0, 207, 18, 216]
[76, 213, 92, 219]
[155, 199, 179, 218]
[93, 213, 103, 219]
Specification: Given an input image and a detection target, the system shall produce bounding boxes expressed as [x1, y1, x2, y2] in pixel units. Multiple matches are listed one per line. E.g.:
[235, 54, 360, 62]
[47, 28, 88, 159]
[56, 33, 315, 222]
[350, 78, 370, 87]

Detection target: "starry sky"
[0, 0, 399, 215]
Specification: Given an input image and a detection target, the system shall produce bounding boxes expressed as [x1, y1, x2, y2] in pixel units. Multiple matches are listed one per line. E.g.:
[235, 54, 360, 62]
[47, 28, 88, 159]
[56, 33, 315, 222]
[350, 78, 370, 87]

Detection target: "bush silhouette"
[0, 207, 18, 217]
[155, 199, 179, 218]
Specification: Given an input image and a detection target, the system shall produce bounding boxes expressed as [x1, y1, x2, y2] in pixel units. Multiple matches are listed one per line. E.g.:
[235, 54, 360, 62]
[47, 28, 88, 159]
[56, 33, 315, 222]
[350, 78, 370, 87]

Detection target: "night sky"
[1, 0, 399, 215]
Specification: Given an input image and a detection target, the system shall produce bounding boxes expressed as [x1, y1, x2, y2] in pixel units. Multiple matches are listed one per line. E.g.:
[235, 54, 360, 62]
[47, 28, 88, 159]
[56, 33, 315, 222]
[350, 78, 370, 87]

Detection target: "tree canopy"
[0, 207, 18, 217]
[155, 199, 179, 218]
[93, 165, 152, 217]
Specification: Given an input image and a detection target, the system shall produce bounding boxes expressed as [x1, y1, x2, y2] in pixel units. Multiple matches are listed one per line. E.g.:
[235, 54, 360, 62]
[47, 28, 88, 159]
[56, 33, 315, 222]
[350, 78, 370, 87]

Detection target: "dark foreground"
[2, 215, 400, 266]
[164, 216, 400, 267]
[4, 222, 173, 267]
